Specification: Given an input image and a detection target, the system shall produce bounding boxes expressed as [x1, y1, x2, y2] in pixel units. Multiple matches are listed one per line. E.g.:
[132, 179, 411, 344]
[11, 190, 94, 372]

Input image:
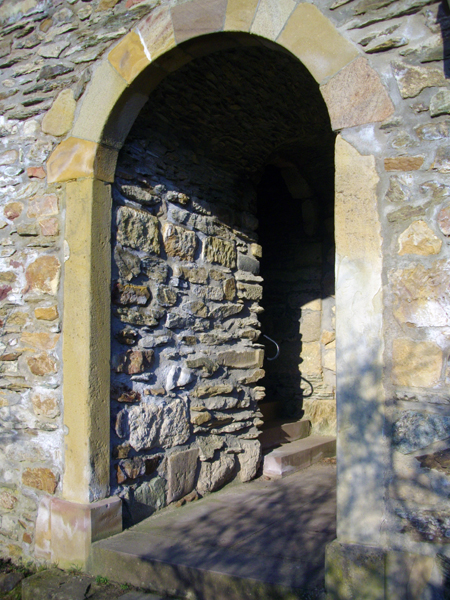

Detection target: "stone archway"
[44, 0, 393, 566]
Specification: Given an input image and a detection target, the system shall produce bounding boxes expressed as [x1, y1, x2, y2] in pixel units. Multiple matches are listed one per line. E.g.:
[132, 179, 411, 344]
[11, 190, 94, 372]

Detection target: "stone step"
[259, 418, 311, 450]
[89, 530, 326, 600]
[263, 435, 336, 478]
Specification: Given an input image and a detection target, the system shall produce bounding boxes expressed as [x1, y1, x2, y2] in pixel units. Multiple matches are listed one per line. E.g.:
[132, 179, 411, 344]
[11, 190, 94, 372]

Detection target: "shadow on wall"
[332, 323, 450, 596]
[440, 1, 450, 78]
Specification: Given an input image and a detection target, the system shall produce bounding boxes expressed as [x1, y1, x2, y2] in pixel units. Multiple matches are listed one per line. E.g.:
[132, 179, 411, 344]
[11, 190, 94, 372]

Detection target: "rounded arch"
[46, 0, 393, 505]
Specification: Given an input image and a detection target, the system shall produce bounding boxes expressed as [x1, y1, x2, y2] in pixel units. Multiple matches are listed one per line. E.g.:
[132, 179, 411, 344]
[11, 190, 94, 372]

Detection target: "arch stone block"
[72, 60, 127, 144]
[321, 57, 394, 130]
[138, 5, 176, 62]
[171, 0, 227, 44]
[250, 0, 296, 41]
[47, 138, 117, 183]
[278, 3, 359, 83]
[224, 0, 259, 32]
[108, 30, 150, 85]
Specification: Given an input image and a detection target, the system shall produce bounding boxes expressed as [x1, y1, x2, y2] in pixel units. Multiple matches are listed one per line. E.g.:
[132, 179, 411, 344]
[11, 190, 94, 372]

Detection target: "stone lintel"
[49, 496, 122, 569]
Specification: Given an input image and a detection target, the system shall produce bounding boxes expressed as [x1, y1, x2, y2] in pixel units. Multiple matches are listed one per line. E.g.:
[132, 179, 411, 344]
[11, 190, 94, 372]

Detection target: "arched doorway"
[107, 41, 336, 522]
[44, 0, 392, 568]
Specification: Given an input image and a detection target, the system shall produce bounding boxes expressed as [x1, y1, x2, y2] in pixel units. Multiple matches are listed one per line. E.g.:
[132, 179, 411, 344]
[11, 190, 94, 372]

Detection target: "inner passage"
[109, 40, 336, 526]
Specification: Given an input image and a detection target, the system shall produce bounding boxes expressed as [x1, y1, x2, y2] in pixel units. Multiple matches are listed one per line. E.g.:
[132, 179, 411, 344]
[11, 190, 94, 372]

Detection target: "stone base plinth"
[35, 496, 122, 568]
[325, 540, 446, 599]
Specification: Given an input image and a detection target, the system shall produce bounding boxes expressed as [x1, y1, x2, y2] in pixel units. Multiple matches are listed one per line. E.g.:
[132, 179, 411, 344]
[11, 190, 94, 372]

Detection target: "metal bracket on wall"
[262, 334, 280, 361]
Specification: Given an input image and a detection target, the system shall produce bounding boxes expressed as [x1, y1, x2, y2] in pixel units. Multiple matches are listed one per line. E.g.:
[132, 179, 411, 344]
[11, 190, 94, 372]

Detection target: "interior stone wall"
[109, 45, 334, 523]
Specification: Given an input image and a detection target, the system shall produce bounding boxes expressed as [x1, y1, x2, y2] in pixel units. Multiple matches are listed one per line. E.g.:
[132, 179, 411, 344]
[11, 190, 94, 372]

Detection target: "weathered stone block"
[384, 156, 424, 171]
[138, 5, 175, 62]
[156, 285, 177, 307]
[128, 399, 190, 451]
[430, 89, 450, 117]
[4, 202, 23, 220]
[392, 339, 443, 388]
[217, 349, 264, 369]
[203, 236, 236, 268]
[21, 332, 59, 350]
[167, 448, 199, 503]
[117, 206, 160, 255]
[134, 477, 166, 513]
[391, 261, 450, 327]
[31, 393, 59, 418]
[300, 311, 321, 343]
[224, 0, 259, 31]
[237, 440, 261, 482]
[393, 410, 450, 454]
[250, 0, 295, 40]
[171, 0, 227, 44]
[321, 57, 393, 130]
[27, 195, 58, 219]
[197, 453, 235, 494]
[47, 137, 96, 183]
[39, 217, 59, 236]
[236, 282, 263, 301]
[163, 223, 197, 261]
[392, 62, 446, 98]
[303, 399, 336, 436]
[0, 490, 18, 510]
[438, 204, 450, 236]
[108, 31, 150, 85]
[42, 89, 76, 137]
[27, 353, 58, 376]
[432, 146, 450, 173]
[300, 342, 322, 376]
[112, 282, 150, 306]
[22, 468, 58, 494]
[398, 220, 442, 256]
[192, 383, 234, 398]
[278, 3, 358, 83]
[237, 252, 260, 275]
[115, 349, 154, 375]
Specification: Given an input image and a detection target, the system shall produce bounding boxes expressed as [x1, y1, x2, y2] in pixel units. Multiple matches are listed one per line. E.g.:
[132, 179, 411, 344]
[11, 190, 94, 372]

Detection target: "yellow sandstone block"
[278, 3, 358, 83]
[108, 30, 150, 84]
[224, 0, 259, 32]
[138, 5, 176, 61]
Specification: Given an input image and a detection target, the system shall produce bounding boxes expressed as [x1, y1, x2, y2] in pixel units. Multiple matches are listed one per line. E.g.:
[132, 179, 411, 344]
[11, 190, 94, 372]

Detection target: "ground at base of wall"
[0, 560, 175, 600]
[0, 562, 329, 600]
